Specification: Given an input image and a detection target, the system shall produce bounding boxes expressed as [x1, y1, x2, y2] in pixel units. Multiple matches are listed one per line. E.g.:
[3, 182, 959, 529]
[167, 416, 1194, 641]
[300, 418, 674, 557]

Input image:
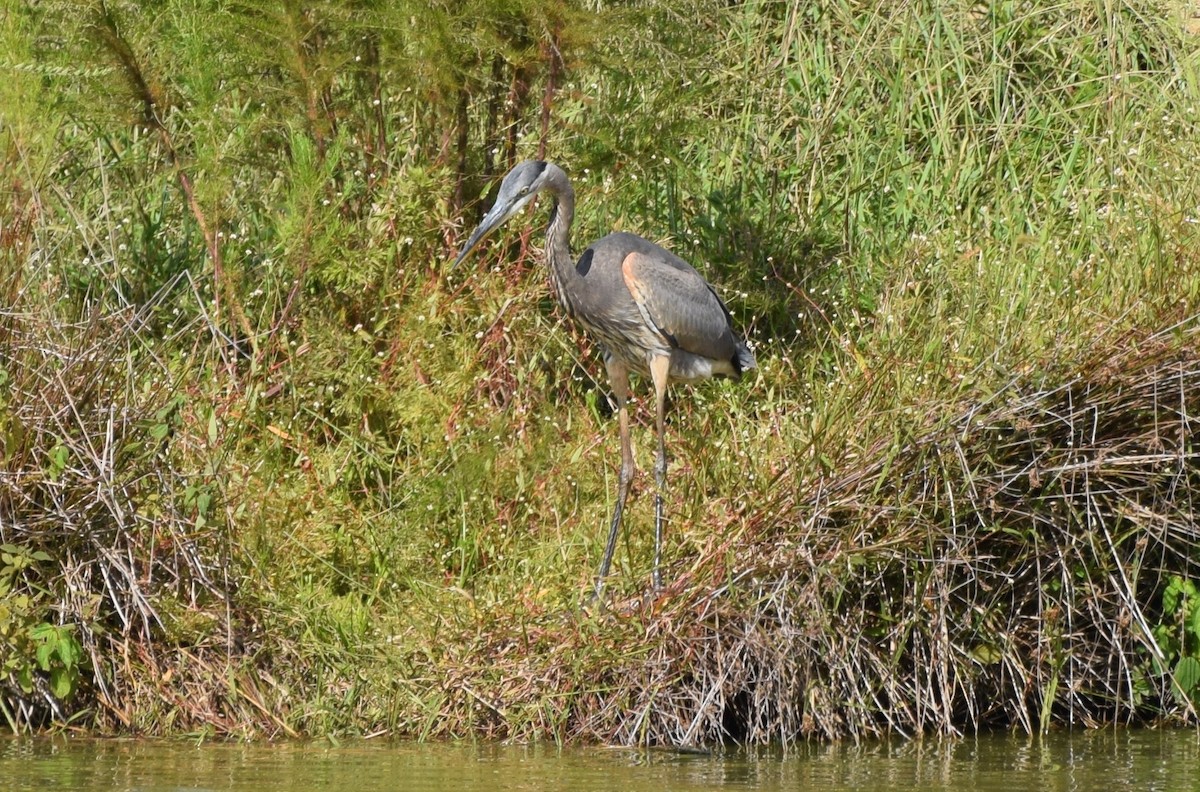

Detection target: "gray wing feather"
[621, 250, 739, 362]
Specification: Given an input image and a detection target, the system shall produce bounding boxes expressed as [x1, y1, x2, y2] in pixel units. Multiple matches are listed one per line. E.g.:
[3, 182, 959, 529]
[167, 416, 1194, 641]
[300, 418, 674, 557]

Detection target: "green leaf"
[46, 443, 69, 480]
[1174, 656, 1200, 696]
[56, 631, 81, 670]
[1152, 624, 1178, 659]
[971, 644, 1002, 664]
[49, 667, 74, 699]
[36, 638, 54, 671]
[1163, 576, 1186, 614]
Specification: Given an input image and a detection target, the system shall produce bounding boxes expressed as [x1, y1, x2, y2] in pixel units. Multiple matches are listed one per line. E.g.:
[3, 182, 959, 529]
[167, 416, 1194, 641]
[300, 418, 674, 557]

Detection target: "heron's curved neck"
[544, 174, 574, 271]
[542, 167, 578, 308]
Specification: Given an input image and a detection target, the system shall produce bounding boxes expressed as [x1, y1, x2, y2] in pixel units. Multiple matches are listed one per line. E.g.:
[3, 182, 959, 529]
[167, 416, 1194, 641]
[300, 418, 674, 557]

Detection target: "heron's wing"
[620, 250, 738, 361]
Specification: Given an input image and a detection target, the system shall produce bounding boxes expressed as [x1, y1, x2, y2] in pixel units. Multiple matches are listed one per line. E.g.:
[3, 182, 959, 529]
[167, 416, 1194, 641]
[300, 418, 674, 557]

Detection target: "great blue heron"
[453, 160, 756, 599]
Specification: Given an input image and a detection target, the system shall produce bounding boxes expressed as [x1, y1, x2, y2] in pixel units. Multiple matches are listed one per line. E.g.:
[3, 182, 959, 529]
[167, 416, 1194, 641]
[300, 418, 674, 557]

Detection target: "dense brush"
[1, 0, 1198, 741]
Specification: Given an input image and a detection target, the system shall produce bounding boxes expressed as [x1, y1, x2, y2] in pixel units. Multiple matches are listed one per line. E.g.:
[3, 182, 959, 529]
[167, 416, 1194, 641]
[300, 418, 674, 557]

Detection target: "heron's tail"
[733, 341, 757, 377]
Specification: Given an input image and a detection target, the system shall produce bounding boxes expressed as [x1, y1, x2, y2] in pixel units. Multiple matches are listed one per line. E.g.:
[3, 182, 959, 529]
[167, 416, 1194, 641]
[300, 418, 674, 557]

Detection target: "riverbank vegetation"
[2, 0, 1199, 742]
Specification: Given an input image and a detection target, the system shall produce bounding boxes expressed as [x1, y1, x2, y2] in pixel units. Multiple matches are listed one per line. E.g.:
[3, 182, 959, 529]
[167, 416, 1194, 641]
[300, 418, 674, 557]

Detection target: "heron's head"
[451, 161, 553, 270]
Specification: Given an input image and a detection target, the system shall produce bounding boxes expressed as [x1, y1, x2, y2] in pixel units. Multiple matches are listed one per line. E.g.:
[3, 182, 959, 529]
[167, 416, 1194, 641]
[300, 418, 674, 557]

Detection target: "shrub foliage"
[1, 0, 1198, 740]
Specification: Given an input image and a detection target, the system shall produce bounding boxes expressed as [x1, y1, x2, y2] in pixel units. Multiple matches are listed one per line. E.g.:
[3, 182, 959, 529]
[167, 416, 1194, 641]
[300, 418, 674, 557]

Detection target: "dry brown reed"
[0, 292, 234, 729]
[421, 316, 1200, 745]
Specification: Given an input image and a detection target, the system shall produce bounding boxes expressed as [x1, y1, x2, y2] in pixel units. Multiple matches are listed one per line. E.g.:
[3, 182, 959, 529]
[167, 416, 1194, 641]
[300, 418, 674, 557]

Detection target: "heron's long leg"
[649, 355, 671, 591]
[594, 357, 634, 600]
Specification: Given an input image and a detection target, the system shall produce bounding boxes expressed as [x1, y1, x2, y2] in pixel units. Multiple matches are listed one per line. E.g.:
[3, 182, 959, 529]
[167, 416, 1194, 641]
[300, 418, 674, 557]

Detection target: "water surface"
[2, 729, 1197, 791]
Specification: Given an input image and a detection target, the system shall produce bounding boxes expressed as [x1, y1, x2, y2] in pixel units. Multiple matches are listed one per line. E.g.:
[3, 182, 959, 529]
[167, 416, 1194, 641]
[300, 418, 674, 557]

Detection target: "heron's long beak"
[450, 224, 490, 271]
[450, 200, 511, 272]
[450, 191, 536, 272]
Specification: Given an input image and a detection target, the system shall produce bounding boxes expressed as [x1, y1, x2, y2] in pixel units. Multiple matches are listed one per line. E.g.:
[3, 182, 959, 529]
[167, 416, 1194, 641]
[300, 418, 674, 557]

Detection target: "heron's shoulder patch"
[620, 252, 680, 347]
[619, 251, 653, 302]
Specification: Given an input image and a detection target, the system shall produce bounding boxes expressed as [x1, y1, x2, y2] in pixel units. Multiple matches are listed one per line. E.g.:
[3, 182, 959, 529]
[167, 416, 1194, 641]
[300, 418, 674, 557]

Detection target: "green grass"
[1, 0, 1199, 742]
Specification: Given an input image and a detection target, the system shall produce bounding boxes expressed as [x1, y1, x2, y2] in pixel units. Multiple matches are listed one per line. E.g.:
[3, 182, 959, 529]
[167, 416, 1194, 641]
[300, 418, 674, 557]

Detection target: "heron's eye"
[519, 186, 530, 196]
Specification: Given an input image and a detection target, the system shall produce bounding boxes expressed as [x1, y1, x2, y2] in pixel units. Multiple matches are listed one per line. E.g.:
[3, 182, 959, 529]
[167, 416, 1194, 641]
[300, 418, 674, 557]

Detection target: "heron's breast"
[578, 314, 669, 372]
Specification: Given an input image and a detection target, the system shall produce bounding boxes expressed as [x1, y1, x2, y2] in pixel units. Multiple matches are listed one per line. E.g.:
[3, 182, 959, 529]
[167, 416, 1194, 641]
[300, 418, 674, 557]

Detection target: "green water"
[2, 730, 1197, 791]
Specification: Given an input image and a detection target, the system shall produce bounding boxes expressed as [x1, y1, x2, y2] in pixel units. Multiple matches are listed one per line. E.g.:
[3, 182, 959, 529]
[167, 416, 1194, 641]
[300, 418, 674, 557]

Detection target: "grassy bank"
[2, 0, 1199, 742]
